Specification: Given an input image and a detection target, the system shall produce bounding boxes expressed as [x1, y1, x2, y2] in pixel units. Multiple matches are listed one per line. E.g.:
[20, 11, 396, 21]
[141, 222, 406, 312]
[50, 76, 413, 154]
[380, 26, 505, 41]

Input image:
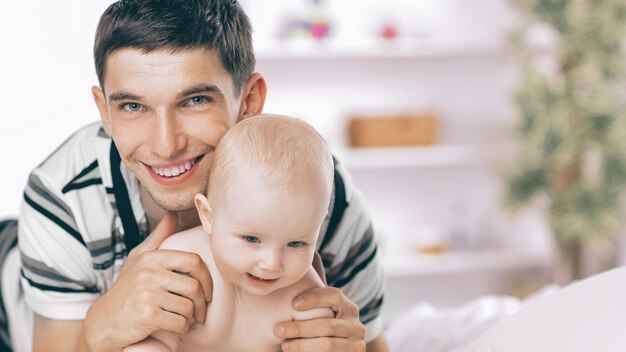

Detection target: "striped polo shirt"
[11, 121, 384, 346]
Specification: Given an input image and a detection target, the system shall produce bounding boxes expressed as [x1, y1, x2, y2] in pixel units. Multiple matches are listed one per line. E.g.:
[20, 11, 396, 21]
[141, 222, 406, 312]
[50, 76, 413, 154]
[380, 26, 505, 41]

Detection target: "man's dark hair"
[94, 0, 255, 95]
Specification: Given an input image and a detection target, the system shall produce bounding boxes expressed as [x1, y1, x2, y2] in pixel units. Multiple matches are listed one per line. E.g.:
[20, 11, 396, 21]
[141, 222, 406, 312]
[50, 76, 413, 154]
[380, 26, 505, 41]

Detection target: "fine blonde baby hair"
[207, 114, 334, 203]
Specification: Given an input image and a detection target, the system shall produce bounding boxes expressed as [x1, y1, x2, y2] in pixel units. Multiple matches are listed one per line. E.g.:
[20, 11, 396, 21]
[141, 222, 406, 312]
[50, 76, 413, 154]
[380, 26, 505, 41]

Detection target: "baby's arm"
[122, 331, 179, 352]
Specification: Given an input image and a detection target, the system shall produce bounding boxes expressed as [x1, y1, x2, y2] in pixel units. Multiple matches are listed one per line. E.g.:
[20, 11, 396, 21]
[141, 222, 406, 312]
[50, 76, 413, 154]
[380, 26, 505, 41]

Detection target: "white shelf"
[335, 144, 513, 170]
[383, 248, 552, 277]
[255, 38, 505, 61]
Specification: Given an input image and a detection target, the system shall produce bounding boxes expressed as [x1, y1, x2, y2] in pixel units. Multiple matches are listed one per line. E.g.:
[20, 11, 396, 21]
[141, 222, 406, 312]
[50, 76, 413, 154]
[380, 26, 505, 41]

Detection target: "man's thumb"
[130, 211, 178, 257]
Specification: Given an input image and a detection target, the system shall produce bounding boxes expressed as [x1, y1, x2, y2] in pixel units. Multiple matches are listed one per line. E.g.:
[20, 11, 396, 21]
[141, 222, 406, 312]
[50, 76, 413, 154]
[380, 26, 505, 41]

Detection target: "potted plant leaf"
[505, 0, 626, 284]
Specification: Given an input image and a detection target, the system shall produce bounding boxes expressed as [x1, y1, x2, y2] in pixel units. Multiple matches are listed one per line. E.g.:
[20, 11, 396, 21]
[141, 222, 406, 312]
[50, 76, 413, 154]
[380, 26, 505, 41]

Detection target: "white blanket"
[386, 295, 522, 352]
[468, 266, 626, 352]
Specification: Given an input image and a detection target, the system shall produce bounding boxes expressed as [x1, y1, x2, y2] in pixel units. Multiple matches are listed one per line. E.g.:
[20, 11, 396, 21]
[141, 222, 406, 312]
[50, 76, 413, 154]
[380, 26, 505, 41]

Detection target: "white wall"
[0, 1, 113, 217]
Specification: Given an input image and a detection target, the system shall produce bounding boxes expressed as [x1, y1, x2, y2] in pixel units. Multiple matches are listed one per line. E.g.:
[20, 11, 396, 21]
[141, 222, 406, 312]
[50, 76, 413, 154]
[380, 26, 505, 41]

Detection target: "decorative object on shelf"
[505, 0, 626, 284]
[306, 0, 331, 40]
[278, 0, 331, 41]
[347, 112, 439, 148]
[413, 223, 448, 255]
[380, 22, 399, 41]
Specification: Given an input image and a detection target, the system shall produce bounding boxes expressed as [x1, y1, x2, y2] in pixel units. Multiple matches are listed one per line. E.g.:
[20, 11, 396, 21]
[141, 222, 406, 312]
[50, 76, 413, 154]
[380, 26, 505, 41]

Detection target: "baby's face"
[209, 165, 328, 296]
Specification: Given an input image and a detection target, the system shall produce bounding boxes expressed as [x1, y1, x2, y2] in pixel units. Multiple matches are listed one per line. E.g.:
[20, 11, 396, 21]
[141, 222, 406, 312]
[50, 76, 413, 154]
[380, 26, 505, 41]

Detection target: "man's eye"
[287, 241, 305, 248]
[186, 96, 209, 106]
[243, 236, 260, 244]
[122, 103, 144, 112]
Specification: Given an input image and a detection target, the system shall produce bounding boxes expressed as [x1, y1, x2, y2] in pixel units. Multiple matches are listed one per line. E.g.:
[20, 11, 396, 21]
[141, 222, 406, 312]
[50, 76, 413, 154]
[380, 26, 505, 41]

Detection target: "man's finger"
[292, 287, 359, 319]
[158, 289, 196, 321]
[311, 252, 327, 285]
[155, 309, 191, 335]
[148, 250, 213, 303]
[281, 337, 364, 352]
[130, 212, 178, 258]
[160, 269, 209, 322]
[275, 318, 356, 340]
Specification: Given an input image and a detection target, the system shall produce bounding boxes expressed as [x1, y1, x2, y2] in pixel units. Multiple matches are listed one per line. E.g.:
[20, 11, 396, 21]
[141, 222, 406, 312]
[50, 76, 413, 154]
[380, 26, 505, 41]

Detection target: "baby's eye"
[122, 102, 144, 112]
[287, 241, 305, 248]
[242, 236, 260, 244]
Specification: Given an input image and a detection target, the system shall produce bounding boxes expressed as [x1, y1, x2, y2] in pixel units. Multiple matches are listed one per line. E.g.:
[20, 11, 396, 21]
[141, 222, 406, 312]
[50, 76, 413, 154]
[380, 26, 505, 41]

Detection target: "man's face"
[96, 48, 242, 211]
[209, 163, 327, 296]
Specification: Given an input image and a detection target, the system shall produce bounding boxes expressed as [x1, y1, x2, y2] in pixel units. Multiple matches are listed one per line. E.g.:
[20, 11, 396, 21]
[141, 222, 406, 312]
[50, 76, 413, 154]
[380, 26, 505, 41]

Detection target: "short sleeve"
[18, 172, 100, 320]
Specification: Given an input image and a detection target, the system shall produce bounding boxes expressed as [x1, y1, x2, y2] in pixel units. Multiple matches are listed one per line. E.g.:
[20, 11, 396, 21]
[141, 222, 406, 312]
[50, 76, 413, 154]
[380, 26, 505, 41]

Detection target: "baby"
[125, 114, 335, 352]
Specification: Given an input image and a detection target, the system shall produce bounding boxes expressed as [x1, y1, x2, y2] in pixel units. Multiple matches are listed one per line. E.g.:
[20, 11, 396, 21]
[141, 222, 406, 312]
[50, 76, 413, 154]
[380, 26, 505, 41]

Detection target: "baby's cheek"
[287, 266, 312, 286]
[214, 251, 248, 278]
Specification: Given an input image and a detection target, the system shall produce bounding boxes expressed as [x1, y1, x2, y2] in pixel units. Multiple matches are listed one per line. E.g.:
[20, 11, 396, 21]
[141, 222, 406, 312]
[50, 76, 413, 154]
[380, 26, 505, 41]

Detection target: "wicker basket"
[347, 113, 439, 147]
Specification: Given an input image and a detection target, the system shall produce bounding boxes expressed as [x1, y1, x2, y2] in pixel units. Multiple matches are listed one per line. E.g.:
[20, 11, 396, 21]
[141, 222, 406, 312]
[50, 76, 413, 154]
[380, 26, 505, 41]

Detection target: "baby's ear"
[194, 193, 213, 234]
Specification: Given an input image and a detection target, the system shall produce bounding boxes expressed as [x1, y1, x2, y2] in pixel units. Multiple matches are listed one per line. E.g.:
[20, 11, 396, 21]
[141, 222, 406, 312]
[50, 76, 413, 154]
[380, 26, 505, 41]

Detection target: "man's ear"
[92, 86, 112, 135]
[194, 193, 214, 234]
[238, 72, 267, 122]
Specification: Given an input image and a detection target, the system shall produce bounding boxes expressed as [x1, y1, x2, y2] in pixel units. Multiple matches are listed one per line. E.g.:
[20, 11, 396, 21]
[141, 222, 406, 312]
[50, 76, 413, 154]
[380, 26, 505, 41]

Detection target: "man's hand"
[79, 212, 213, 352]
[274, 287, 366, 352]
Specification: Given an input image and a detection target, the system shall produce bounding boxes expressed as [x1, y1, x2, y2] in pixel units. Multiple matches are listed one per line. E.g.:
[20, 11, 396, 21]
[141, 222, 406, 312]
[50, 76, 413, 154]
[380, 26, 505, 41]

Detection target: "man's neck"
[140, 186, 201, 232]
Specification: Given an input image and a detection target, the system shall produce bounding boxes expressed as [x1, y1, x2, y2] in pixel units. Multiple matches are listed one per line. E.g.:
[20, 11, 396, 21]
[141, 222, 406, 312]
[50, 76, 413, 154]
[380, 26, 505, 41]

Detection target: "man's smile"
[143, 155, 205, 186]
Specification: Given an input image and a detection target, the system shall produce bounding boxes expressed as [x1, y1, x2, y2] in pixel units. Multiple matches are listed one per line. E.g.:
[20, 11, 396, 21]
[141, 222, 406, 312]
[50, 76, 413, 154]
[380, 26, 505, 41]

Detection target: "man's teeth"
[151, 159, 195, 177]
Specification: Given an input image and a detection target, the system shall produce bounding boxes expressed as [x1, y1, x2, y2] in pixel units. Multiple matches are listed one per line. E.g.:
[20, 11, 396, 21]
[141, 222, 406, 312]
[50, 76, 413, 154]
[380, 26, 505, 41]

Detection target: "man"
[1, 1, 388, 351]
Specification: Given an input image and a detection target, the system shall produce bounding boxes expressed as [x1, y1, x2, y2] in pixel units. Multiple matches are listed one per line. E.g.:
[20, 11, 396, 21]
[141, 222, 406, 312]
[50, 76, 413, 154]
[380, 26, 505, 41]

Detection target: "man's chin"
[157, 203, 195, 212]
[147, 190, 197, 212]
[153, 198, 195, 212]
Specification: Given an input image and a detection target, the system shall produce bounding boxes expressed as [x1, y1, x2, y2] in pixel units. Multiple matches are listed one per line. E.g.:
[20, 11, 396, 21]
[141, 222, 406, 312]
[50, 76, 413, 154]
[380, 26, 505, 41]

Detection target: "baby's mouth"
[247, 273, 279, 282]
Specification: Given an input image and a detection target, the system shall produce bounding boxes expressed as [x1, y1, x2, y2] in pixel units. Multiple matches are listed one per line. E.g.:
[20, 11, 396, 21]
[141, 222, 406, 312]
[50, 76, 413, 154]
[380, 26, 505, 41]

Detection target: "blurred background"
[2, 0, 626, 340]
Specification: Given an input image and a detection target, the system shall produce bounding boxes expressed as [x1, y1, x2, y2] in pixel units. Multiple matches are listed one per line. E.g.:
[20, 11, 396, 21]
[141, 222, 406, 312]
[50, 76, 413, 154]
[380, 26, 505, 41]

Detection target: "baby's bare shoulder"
[159, 226, 209, 252]
[289, 267, 325, 293]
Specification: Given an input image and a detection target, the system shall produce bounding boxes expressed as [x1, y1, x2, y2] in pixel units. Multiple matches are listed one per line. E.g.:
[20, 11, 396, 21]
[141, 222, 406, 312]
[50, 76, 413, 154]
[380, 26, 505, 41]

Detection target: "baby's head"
[194, 114, 334, 295]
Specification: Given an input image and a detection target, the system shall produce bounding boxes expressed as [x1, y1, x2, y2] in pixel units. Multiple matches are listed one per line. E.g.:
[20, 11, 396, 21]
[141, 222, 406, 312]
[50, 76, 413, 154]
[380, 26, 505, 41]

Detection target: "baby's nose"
[259, 251, 283, 272]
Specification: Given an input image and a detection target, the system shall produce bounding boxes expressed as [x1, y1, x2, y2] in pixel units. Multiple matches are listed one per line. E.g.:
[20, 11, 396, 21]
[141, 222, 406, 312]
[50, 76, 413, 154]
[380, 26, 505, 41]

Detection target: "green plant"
[506, 0, 626, 281]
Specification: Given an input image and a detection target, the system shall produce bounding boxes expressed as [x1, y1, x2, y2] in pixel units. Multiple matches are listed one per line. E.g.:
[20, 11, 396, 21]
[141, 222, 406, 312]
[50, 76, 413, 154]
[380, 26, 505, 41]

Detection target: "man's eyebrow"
[177, 84, 224, 100]
[108, 91, 142, 102]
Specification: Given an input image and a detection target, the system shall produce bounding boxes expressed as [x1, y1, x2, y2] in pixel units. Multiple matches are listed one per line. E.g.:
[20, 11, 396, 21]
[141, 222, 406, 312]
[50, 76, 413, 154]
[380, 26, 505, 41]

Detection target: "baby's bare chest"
[179, 278, 293, 352]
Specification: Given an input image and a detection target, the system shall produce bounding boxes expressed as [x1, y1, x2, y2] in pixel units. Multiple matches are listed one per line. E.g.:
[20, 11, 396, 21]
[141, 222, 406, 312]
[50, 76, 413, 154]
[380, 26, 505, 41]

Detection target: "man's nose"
[152, 108, 187, 159]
